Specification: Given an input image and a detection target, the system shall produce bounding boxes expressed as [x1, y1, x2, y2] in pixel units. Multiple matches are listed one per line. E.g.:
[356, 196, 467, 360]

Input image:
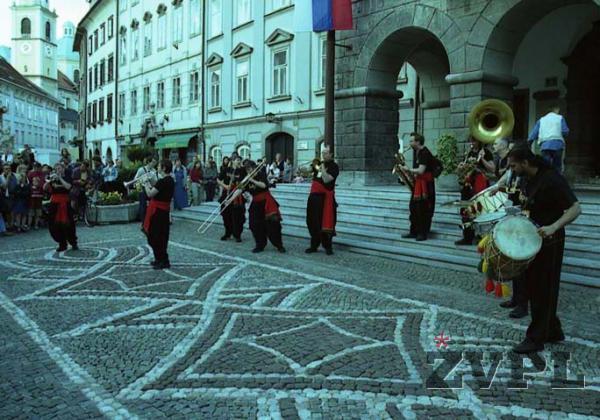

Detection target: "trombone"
[123, 171, 154, 188]
[197, 161, 266, 234]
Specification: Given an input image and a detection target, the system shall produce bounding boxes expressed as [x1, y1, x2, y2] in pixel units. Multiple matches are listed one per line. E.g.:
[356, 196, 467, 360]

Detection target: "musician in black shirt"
[401, 133, 436, 241]
[143, 160, 175, 270]
[306, 146, 339, 255]
[44, 162, 78, 252]
[244, 160, 285, 253]
[507, 147, 581, 354]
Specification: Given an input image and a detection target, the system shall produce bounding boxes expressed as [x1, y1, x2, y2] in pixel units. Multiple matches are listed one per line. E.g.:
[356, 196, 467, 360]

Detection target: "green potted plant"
[436, 133, 460, 191]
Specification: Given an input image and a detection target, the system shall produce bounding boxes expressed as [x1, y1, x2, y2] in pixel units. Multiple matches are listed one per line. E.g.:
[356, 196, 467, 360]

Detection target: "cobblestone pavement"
[1, 220, 599, 419]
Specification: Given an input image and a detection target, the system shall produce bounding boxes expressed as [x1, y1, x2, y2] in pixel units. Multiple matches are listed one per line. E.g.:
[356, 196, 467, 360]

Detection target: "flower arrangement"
[98, 191, 125, 205]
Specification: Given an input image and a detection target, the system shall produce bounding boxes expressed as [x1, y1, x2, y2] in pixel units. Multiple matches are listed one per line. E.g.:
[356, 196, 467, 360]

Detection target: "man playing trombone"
[244, 160, 285, 254]
[142, 160, 174, 270]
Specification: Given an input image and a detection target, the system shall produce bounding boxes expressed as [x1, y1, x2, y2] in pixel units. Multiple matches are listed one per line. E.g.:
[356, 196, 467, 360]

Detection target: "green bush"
[117, 161, 142, 185]
[98, 191, 124, 205]
[437, 134, 458, 175]
[127, 189, 140, 202]
[126, 145, 154, 163]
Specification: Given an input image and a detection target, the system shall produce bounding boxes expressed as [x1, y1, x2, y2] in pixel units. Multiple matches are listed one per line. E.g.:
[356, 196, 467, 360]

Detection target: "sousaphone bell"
[467, 99, 515, 144]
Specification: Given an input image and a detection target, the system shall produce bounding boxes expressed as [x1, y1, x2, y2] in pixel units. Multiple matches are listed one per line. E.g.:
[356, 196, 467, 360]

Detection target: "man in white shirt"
[528, 105, 569, 172]
[135, 157, 158, 224]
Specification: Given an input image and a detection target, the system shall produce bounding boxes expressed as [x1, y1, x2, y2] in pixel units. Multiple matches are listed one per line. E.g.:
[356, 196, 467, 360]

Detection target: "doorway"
[265, 132, 294, 163]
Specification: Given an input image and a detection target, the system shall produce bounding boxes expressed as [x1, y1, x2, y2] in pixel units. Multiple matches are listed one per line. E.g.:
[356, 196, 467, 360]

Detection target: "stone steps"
[174, 183, 600, 288]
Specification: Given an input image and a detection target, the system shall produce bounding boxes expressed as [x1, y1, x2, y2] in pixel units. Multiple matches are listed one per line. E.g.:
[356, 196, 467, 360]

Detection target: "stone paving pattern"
[0, 221, 598, 419]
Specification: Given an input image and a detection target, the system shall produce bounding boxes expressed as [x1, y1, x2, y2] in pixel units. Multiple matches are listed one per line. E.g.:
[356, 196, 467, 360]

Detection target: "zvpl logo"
[427, 332, 586, 390]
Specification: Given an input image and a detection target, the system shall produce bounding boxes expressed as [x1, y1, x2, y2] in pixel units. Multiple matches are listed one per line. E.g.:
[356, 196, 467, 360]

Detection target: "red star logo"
[434, 331, 451, 349]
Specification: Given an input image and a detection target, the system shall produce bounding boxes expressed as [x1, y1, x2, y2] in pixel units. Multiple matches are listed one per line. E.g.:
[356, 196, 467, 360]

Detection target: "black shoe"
[305, 247, 318, 254]
[500, 300, 517, 309]
[277, 247, 286, 253]
[455, 238, 473, 246]
[150, 260, 158, 266]
[401, 232, 417, 239]
[325, 248, 334, 255]
[71, 244, 79, 251]
[416, 235, 427, 242]
[221, 235, 230, 241]
[509, 307, 528, 319]
[512, 338, 544, 354]
[56, 244, 68, 252]
[252, 248, 264, 253]
[235, 237, 242, 243]
[547, 332, 565, 343]
[153, 261, 171, 270]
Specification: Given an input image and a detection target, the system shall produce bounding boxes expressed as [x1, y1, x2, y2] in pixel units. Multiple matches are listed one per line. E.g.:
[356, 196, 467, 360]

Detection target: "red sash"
[253, 191, 281, 219]
[470, 172, 488, 194]
[231, 184, 245, 206]
[310, 181, 336, 232]
[50, 193, 70, 224]
[143, 200, 171, 233]
[413, 172, 433, 201]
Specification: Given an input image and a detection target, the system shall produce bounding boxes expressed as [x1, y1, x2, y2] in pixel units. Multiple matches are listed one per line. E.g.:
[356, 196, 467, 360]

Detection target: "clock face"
[45, 46, 53, 57]
[21, 43, 31, 54]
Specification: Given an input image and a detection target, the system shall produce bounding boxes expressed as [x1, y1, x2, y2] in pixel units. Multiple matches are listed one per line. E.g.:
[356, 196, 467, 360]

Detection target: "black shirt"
[218, 166, 232, 184]
[154, 176, 175, 203]
[246, 170, 269, 196]
[413, 147, 434, 172]
[312, 160, 339, 191]
[466, 147, 493, 172]
[523, 165, 577, 227]
[232, 167, 247, 184]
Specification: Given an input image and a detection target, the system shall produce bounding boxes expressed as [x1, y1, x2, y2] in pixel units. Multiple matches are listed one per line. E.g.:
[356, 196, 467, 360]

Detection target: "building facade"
[57, 22, 81, 85]
[203, 0, 326, 167]
[10, 0, 59, 99]
[117, 0, 204, 163]
[76, 0, 118, 162]
[334, 0, 600, 184]
[0, 57, 60, 164]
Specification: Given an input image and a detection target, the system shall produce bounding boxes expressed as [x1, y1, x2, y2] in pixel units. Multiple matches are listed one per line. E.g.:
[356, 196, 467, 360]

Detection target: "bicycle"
[83, 188, 99, 227]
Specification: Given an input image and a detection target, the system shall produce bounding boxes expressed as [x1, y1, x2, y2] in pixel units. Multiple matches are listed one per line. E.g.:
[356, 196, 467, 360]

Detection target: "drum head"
[493, 216, 542, 261]
[475, 211, 506, 224]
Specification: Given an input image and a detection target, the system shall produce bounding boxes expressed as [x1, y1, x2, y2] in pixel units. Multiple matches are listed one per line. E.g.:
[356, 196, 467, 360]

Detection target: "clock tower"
[11, 0, 58, 98]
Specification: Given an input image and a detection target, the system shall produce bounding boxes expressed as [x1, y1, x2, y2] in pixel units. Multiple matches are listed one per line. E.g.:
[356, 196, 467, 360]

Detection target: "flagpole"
[325, 30, 335, 156]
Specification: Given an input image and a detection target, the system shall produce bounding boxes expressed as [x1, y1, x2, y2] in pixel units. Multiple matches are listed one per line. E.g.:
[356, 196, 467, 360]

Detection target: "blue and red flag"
[295, 0, 353, 32]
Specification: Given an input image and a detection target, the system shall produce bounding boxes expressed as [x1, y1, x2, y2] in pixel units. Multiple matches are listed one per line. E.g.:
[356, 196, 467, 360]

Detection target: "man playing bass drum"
[507, 147, 581, 354]
[306, 146, 339, 255]
[401, 133, 436, 242]
[143, 160, 175, 270]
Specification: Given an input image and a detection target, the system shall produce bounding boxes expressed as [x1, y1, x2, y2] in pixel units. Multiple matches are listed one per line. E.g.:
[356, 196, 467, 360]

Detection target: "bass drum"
[485, 215, 542, 280]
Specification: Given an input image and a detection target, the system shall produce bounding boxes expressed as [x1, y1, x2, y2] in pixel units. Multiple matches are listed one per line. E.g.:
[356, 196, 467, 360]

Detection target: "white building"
[76, 0, 118, 162]
[0, 57, 61, 164]
[117, 0, 203, 163]
[203, 0, 326, 166]
[10, 0, 59, 99]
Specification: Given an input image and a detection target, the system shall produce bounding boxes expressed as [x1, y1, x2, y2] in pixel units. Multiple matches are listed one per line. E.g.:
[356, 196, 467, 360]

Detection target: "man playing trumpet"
[133, 157, 158, 227]
[44, 162, 78, 252]
[305, 146, 339, 255]
[142, 160, 175, 270]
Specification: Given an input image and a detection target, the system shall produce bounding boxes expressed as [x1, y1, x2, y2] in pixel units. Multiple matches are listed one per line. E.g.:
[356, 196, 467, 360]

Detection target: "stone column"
[335, 87, 403, 186]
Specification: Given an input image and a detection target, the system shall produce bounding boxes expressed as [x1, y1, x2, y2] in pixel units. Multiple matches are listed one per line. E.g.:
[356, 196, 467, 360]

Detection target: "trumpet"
[123, 171, 154, 188]
[392, 145, 414, 191]
[197, 161, 266, 234]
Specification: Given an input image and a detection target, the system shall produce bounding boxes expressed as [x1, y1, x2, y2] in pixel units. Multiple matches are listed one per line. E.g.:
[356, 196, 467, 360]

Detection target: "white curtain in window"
[236, 60, 249, 103]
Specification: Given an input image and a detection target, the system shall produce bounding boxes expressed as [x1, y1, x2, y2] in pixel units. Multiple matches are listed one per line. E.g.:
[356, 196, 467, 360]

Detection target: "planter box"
[436, 173, 460, 192]
[88, 202, 138, 224]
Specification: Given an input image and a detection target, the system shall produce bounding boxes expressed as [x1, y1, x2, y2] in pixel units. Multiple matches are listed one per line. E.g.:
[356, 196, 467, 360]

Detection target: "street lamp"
[265, 112, 281, 124]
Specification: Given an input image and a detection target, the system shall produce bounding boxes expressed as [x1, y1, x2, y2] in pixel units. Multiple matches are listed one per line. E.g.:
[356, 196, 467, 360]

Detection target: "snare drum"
[473, 211, 506, 236]
[484, 215, 542, 280]
[465, 186, 509, 219]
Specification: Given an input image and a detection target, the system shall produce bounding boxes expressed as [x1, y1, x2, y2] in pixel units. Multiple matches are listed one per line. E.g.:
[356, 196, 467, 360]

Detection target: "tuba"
[467, 99, 515, 144]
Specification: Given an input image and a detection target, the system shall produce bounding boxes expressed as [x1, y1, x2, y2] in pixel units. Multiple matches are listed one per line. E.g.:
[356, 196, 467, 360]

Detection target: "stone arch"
[353, 6, 463, 90]
[477, 0, 600, 75]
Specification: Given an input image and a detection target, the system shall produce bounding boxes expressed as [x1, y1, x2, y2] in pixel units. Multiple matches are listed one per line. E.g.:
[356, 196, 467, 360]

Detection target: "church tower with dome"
[57, 21, 80, 85]
[10, 0, 58, 98]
